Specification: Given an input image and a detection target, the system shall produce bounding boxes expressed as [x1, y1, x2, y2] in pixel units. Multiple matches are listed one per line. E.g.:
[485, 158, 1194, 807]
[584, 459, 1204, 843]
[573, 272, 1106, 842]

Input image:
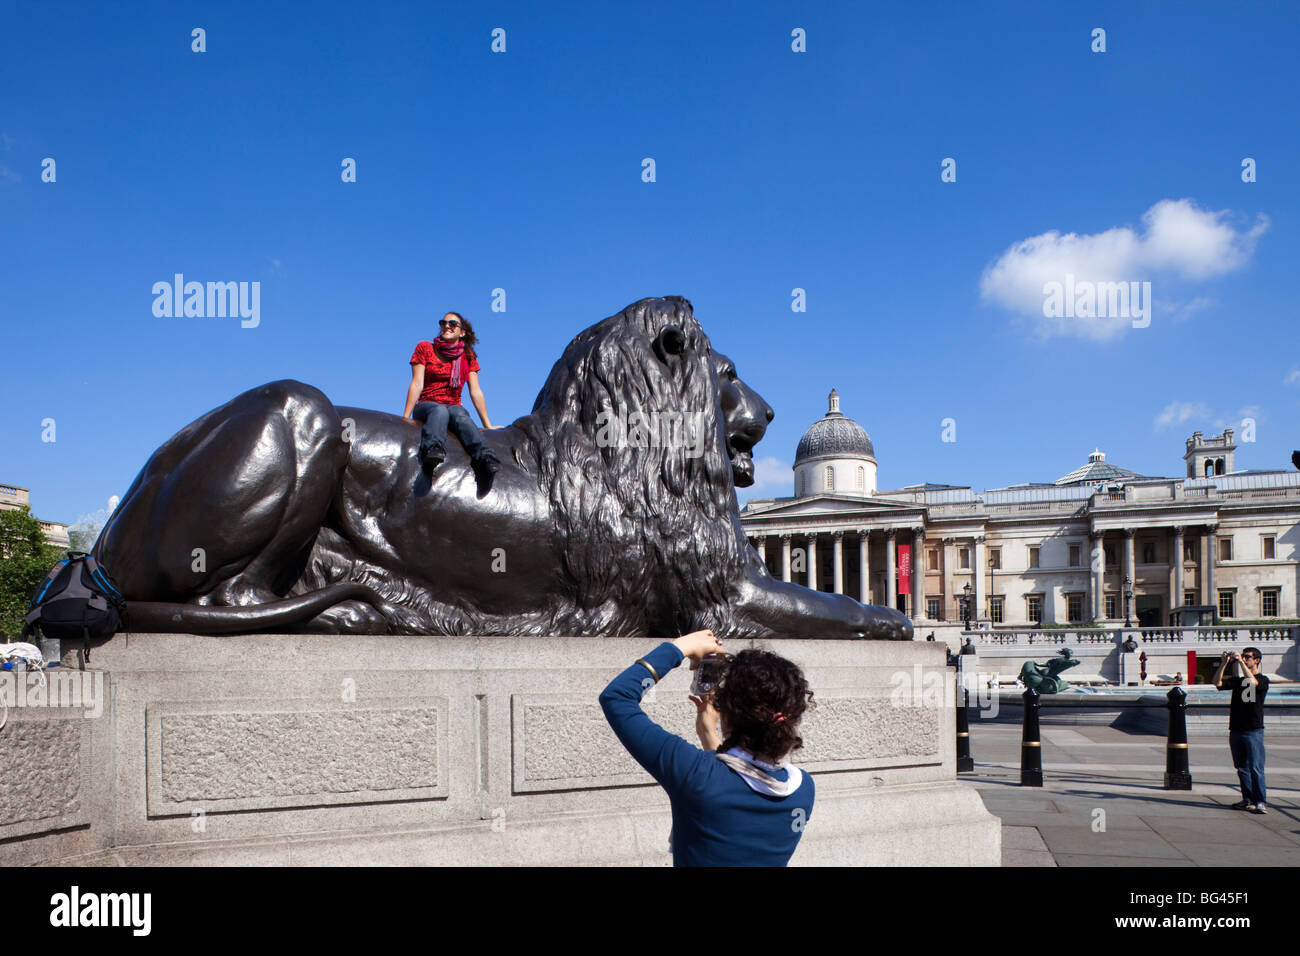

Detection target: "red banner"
[897, 544, 912, 597]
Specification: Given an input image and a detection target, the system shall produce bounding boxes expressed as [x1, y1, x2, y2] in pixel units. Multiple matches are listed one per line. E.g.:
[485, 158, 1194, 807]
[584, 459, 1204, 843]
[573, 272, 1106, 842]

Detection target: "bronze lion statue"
[96, 296, 911, 640]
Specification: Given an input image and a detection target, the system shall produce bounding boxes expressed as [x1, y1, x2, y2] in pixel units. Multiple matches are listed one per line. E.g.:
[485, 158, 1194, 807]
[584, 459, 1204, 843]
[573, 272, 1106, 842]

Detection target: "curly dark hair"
[713, 649, 815, 763]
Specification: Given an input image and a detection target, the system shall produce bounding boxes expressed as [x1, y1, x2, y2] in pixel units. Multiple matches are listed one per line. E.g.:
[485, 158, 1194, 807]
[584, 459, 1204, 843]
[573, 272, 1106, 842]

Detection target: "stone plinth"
[0, 634, 1000, 866]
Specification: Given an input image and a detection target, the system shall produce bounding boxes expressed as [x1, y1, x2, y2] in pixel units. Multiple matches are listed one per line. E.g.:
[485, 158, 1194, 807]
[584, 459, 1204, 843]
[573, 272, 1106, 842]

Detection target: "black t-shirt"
[1221, 674, 1269, 731]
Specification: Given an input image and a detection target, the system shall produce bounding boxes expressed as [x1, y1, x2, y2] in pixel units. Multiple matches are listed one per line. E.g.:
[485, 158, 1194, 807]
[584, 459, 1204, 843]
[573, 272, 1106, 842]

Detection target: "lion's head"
[515, 296, 772, 634]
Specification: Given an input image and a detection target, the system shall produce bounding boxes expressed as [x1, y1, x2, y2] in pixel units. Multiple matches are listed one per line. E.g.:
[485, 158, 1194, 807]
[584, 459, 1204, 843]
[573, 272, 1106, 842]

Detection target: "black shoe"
[1230, 800, 1254, 811]
[472, 451, 500, 489]
[421, 447, 446, 475]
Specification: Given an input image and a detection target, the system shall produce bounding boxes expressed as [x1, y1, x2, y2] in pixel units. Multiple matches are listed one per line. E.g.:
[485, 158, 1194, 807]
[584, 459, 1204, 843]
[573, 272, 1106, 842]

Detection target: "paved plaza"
[960, 723, 1300, 866]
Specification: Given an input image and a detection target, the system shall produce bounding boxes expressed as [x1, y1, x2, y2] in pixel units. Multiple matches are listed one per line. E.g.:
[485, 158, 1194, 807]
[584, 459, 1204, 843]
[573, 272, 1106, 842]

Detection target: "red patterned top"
[411, 340, 480, 405]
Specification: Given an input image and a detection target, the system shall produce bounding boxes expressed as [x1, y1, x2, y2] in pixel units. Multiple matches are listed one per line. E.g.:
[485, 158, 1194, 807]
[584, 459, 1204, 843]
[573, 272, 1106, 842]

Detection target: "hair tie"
[772, 712, 786, 723]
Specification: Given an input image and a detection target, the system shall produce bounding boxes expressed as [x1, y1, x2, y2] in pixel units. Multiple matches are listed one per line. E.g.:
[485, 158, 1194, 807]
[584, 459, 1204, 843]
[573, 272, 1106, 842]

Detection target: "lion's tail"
[123, 583, 388, 635]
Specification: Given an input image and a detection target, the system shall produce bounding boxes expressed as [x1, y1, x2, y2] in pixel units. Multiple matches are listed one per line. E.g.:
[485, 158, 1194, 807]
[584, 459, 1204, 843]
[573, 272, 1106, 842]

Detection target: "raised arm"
[466, 370, 493, 429]
[1213, 651, 1233, 689]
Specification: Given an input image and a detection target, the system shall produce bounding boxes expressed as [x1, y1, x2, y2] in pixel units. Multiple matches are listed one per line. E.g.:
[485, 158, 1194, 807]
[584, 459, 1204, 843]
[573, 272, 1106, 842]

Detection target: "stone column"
[832, 531, 844, 595]
[858, 530, 870, 605]
[973, 535, 986, 622]
[886, 529, 898, 611]
[807, 533, 819, 592]
[912, 526, 925, 622]
[1205, 524, 1217, 606]
[942, 537, 955, 621]
[1089, 530, 1104, 620]
[756, 536, 766, 563]
[1124, 529, 1136, 622]
[1171, 525, 1184, 607]
[781, 534, 791, 583]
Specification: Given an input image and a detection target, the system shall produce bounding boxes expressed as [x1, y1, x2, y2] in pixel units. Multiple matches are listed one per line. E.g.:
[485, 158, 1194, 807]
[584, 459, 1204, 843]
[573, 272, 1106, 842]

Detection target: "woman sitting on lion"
[403, 311, 501, 482]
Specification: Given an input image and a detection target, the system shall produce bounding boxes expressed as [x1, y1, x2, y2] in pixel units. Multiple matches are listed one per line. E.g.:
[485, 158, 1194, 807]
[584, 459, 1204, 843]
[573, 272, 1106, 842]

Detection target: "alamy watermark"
[594, 407, 707, 458]
[1, 670, 104, 719]
[890, 664, 999, 717]
[1042, 274, 1151, 328]
[152, 274, 260, 328]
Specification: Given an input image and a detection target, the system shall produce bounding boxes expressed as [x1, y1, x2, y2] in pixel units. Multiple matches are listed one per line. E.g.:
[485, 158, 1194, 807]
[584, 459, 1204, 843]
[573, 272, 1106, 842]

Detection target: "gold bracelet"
[635, 659, 660, 682]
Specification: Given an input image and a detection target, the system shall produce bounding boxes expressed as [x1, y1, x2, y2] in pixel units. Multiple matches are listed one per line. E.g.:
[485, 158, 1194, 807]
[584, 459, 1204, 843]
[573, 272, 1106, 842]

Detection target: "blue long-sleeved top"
[599, 642, 814, 867]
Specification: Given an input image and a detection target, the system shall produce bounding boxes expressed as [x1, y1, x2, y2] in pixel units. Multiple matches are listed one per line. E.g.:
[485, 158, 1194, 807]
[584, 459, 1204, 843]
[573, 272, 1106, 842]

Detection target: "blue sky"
[2, 0, 1298, 528]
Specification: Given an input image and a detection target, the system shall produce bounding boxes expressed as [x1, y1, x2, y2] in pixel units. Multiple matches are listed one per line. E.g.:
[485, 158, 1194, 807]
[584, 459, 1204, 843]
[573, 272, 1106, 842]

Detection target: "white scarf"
[715, 747, 803, 797]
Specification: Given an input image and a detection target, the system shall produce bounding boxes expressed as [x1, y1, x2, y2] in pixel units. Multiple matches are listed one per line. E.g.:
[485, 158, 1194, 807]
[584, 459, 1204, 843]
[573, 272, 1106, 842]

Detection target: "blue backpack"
[21, 552, 126, 662]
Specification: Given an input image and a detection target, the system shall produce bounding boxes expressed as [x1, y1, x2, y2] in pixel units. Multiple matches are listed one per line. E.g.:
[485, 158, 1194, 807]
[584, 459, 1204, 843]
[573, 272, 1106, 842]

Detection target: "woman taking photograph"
[403, 311, 501, 483]
[599, 629, 816, 866]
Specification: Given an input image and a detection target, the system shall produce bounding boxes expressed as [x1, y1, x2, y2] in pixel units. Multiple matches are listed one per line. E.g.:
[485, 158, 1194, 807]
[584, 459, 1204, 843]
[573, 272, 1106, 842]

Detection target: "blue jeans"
[412, 401, 487, 462]
[1228, 729, 1266, 805]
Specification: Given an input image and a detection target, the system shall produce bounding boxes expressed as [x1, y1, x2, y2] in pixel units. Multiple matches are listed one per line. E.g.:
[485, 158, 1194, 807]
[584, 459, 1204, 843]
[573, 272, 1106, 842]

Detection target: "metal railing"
[959, 624, 1299, 647]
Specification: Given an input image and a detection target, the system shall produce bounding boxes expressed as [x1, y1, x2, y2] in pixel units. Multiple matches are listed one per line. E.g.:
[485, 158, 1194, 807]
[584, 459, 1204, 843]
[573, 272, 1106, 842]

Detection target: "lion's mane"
[513, 296, 750, 635]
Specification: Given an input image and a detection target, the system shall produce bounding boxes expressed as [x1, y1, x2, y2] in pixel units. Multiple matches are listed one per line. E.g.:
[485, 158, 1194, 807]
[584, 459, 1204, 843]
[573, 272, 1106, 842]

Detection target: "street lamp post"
[962, 582, 972, 630]
[1124, 574, 1133, 628]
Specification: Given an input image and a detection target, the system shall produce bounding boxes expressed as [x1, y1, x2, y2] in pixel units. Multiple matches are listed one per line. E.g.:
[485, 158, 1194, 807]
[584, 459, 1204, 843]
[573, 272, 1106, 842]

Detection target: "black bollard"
[1164, 685, 1193, 790]
[956, 685, 975, 773]
[1020, 688, 1043, 787]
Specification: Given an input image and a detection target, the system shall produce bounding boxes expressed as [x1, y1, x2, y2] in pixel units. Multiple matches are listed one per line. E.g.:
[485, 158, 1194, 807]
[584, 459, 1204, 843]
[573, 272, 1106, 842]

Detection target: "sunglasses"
[439, 320, 461, 329]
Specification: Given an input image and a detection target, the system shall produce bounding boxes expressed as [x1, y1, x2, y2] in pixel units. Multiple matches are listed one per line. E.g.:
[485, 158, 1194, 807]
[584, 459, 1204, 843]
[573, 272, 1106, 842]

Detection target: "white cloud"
[0, 165, 20, 183]
[744, 456, 792, 496]
[980, 199, 1268, 341]
[1284, 369, 1300, 387]
[1154, 401, 1211, 430]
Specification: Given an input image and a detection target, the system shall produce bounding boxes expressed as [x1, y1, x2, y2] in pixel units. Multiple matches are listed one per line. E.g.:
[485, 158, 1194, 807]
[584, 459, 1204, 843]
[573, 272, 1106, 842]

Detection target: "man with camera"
[1213, 647, 1269, 814]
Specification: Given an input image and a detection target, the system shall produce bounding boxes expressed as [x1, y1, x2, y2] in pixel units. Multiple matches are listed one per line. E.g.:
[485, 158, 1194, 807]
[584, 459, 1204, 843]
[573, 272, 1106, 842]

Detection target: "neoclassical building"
[740, 392, 1300, 627]
[0, 483, 70, 550]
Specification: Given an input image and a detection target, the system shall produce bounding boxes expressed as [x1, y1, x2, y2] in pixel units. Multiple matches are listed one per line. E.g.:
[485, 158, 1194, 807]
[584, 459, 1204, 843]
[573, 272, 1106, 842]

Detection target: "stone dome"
[795, 389, 876, 464]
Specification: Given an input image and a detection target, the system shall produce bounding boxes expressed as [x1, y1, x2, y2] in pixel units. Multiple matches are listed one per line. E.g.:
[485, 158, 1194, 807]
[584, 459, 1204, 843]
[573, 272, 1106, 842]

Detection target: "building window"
[1069, 544, 1081, 567]
[1261, 589, 1279, 617]
[988, 548, 1001, 570]
[989, 596, 1004, 624]
[825, 466, 834, 491]
[1026, 595, 1043, 625]
[927, 597, 942, 620]
[926, 548, 939, 571]
[1105, 594, 1117, 618]
[1142, 542, 1156, 564]
[1218, 589, 1235, 619]
[1262, 535, 1275, 560]
[856, 466, 864, 490]
[1067, 594, 1084, 622]
[1105, 545, 1116, 567]
[1028, 547, 1040, 569]
[1183, 540, 1198, 563]
[959, 547, 970, 570]
[1184, 589, 1197, 607]
[1218, 536, 1232, 562]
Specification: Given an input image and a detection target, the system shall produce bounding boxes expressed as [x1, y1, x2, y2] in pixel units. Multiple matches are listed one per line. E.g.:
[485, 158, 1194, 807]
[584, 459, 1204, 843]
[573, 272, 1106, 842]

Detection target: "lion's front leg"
[731, 563, 913, 640]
